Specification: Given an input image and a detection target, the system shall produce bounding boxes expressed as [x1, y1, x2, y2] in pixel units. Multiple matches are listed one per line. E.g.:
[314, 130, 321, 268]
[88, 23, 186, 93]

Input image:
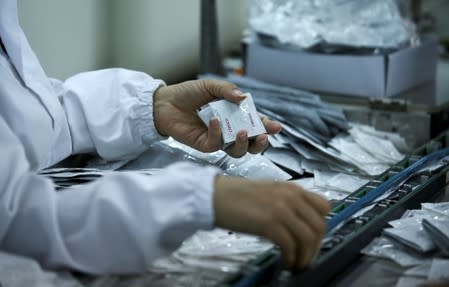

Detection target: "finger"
[277, 205, 318, 269]
[224, 130, 248, 158]
[295, 224, 319, 269]
[265, 226, 296, 268]
[205, 117, 223, 151]
[248, 134, 269, 154]
[202, 79, 246, 104]
[293, 183, 330, 216]
[290, 191, 327, 238]
[260, 116, 282, 135]
[302, 191, 331, 216]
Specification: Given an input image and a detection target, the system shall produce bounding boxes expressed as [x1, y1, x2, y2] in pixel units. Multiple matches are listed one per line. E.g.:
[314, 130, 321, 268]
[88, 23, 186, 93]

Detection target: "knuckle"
[283, 189, 297, 202]
[202, 78, 215, 86]
[302, 230, 318, 245]
[199, 79, 213, 91]
[272, 199, 288, 215]
[288, 183, 305, 196]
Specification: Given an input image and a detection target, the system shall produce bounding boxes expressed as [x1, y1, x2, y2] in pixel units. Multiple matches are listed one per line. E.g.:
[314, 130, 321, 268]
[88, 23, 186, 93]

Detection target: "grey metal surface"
[200, 0, 224, 75]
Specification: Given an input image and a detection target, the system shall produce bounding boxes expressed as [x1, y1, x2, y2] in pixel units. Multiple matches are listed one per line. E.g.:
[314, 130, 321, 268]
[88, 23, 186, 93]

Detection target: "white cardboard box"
[246, 38, 438, 99]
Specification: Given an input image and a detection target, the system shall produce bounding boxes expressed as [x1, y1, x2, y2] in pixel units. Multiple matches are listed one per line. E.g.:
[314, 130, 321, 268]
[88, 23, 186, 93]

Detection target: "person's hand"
[213, 176, 330, 269]
[153, 79, 281, 158]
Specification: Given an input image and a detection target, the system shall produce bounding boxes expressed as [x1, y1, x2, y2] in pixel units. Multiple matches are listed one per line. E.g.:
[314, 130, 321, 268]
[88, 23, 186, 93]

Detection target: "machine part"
[218, 131, 449, 287]
[326, 146, 449, 232]
[200, 0, 224, 75]
[216, 249, 282, 287]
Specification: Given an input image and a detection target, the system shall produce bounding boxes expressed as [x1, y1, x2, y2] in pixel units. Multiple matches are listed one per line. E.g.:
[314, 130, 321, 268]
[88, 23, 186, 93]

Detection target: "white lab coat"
[0, 0, 220, 274]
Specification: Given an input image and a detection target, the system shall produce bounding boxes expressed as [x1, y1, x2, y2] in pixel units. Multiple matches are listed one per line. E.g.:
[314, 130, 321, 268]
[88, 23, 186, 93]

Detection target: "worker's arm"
[0, 115, 221, 274]
[53, 71, 281, 160]
[52, 68, 166, 161]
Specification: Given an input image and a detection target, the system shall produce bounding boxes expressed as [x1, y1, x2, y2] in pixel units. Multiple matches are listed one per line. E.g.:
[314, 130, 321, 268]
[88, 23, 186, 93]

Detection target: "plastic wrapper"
[298, 124, 405, 176]
[263, 147, 304, 175]
[353, 124, 410, 153]
[176, 229, 273, 258]
[170, 229, 273, 273]
[121, 141, 210, 171]
[210, 74, 349, 141]
[400, 209, 427, 219]
[249, 0, 418, 51]
[330, 136, 391, 176]
[384, 225, 436, 254]
[422, 202, 449, 218]
[203, 75, 406, 177]
[267, 133, 289, 149]
[221, 152, 291, 180]
[393, 276, 427, 287]
[403, 262, 431, 278]
[349, 125, 405, 164]
[84, 271, 224, 287]
[422, 219, 449, 256]
[292, 177, 349, 201]
[122, 138, 291, 181]
[360, 203, 449, 287]
[332, 124, 407, 175]
[313, 170, 369, 193]
[428, 258, 449, 281]
[166, 138, 291, 180]
[91, 230, 274, 287]
[388, 210, 447, 228]
[361, 237, 430, 267]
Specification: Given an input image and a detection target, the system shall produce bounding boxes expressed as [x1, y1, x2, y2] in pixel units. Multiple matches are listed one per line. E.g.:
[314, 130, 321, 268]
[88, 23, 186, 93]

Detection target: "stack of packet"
[422, 218, 449, 256]
[197, 93, 266, 148]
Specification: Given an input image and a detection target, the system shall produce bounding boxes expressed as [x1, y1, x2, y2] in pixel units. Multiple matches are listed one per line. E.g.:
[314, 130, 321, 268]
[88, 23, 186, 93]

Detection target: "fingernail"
[239, 131, 247, 142]
[209, 117, 219, 128]
[260, 136, 268, 146]
[232, 89, 246, 99]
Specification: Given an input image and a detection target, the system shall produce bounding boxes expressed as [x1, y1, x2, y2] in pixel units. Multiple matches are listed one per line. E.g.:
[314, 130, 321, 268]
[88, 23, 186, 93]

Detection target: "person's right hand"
[213, 176, 330, 269]
[153, 79, 281, 158]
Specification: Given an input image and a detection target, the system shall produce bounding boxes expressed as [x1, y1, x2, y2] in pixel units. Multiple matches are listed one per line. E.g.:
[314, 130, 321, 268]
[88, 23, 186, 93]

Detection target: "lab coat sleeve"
[53, 68, 166, 160]
[0, 116, 221, 274]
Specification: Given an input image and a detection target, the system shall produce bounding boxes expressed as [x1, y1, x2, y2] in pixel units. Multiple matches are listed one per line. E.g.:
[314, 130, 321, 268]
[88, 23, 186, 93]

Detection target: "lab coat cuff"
[132, 79, 168, 145]
[190, 166, 222, 229]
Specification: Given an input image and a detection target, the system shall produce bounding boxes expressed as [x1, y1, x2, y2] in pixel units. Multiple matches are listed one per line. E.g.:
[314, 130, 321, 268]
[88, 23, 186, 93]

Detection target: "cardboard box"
[245, 38, 438, 99]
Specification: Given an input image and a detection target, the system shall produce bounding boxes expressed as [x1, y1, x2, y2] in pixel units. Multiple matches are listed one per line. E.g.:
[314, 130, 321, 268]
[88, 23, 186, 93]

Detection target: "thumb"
[201, 79, 246, 104]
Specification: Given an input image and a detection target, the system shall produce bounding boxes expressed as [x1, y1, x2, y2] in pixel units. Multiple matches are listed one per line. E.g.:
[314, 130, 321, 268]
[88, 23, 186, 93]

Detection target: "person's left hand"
[153, 79, 281, 157]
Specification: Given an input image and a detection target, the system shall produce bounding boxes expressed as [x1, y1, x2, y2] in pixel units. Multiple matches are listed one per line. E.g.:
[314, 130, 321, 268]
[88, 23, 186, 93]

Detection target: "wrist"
[213, 175, 227, 228]
[213, 175, 250, 230]
[153, 86, 169, 136]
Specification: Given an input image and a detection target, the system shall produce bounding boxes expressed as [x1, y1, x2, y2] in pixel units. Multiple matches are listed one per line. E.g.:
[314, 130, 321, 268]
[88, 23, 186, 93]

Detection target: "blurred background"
[17, 0, 449, 85]
[18, 0, 248, 84]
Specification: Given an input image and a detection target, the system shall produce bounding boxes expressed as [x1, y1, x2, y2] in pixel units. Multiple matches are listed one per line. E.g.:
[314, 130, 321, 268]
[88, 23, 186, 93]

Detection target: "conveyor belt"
[218, 132, 449, 287]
